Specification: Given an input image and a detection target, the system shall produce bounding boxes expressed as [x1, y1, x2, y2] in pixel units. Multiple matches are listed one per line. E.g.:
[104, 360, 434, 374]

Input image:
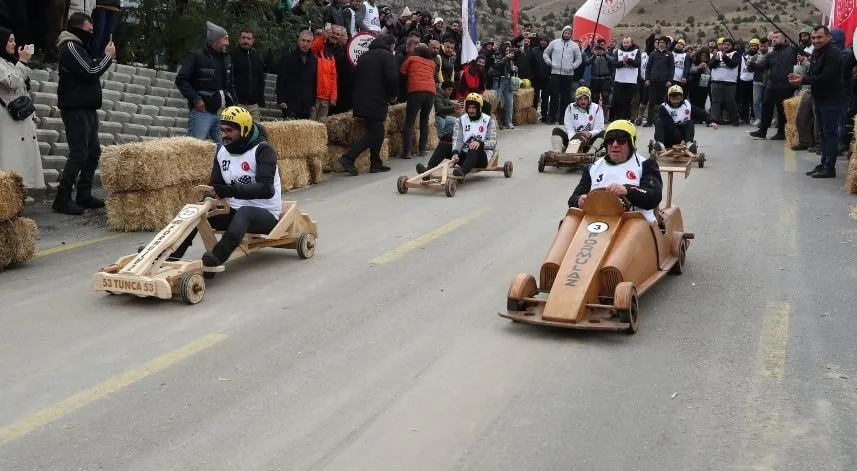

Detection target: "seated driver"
[551, 86, 605, 154]
[167, 106, 282, 267]
[416, 92, 496, 178]
[653, 85, 718, 153]
[569, 120, 663, 223]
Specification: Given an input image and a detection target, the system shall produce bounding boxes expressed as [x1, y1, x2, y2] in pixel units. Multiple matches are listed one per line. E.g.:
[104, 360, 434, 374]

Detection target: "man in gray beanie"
[175, 21, 236, 144]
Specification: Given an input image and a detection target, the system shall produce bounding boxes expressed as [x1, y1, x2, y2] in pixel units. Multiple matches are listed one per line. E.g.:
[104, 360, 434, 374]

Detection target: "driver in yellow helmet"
[551, 86, 605, 154]
[416, 93, 496, 178]
[652, 85, 718, 154]
[161, 106, 283, 268]
[569, 120, 663, 223]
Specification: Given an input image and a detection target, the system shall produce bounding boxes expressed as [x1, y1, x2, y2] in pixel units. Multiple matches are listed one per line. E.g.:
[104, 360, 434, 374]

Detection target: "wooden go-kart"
[396, 150, 513, 197]
[92, 185, 318, 305]
[538, 137, 605, 173]
[648, 139, 706, 168]
[500, 161, 695, 333]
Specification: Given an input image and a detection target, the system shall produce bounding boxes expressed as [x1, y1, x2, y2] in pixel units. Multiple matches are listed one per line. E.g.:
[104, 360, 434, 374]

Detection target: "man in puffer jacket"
[644, 36, 674, 126]
[543, 26, 582, 124]
[584, 43, 614, 120]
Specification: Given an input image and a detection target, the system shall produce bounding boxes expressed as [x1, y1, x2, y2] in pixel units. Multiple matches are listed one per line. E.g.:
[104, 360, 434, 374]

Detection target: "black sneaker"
[791, 144, 809, 151]
[370, 165, 391, 173]
[452, 168, 464, 178]
[806, 164, 824, 175]
[749, 130, 766, 140]
[416, 163, 427, 174]
[688, 142, 698, 154]
[338, 156, 358, 176]
[769, 133, 785, 141]
[811, 168, 836, 178]
[201, 251, 222, 267]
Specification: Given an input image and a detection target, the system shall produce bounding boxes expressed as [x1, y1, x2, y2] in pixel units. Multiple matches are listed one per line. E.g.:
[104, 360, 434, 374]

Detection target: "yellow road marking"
[757, 301, 791, 379]
[34, 234, 126, 258]
[778, 207, 797, 253]
[0, 333, 228, 447]
[370, 207, 493, 264]
[784, 147, 796, 172]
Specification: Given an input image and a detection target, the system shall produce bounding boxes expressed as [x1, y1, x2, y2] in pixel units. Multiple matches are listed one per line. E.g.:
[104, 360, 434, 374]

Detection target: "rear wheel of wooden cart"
[297, 232, 316, 259]
[503, 161, 513, 178]
[180, 273, 205, 305]
[698, 152, 705, 168]
[538, 154, 546, 172]
[396, 175, 409, 194]
[445, 178, 456, 197]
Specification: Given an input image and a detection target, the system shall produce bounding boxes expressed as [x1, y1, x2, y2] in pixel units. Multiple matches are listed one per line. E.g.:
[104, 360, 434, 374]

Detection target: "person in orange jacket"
[311, 25, 343, 120]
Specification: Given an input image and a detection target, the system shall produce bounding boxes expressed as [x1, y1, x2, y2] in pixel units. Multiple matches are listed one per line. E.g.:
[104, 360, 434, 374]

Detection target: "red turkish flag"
[512, 0, 519, 37]
[833, 0, 857, 48]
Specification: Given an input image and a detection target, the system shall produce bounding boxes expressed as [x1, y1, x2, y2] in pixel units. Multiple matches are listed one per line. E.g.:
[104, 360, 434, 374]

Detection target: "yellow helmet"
[749, 38, 760, 45]
[220, 106, 254, 138]
[465, 92, 484, 109]
[575, 86, 592, 100]
[603, 119, 638, 149]
[667, 85, 684, 97]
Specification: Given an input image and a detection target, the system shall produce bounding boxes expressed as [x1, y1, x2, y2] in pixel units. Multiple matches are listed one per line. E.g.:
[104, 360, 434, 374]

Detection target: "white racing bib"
[739, 53, 754, 81]
[639, 52, 649, 80]
[567, 104, 602, 133]
[363, 1, 381, 32]
[588, 153, 656, 223]
[216, 144, 282, 219]
[661, 99, 692, 124]
[459, 113, 493, 160]
[615, 49, 639, 84]
[672, 52, 686, 82]
[711, 50, 738, 82]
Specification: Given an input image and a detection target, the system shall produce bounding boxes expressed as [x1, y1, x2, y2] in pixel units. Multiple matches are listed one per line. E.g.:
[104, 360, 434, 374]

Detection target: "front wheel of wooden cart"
[396, 175, 408, 194]
[537, 155, 546, 172]
[503, 161, 513, 178]
[614, 282, 638, 334]
[297, 232, 316, 259]
[445, 178, 456, 197]
[670, 239, 687, 275]
[180, 273, 205, 305]
[698, 152, 705, 168]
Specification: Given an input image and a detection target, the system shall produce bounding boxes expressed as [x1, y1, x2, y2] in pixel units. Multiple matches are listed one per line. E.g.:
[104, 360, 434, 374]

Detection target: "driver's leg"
[418, 141, 453, 174]
[683, 122, 697, 153]
[455, 148, 488, 176]
[551, 127, 569, 152]
[167, 210, 235, 260]
[654, 116, 666, 150]
[203, 206, 278, 267]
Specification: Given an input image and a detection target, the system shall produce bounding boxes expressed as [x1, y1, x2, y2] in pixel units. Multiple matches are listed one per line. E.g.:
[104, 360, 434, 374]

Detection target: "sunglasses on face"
[605, 136, 629, 145]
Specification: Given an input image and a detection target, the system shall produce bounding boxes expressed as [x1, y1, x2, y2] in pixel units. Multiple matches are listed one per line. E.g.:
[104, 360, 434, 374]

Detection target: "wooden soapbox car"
[648, 139, 706, 168]
[396, 149, 513, 197]
[500, 162, 694, 333]
[92, 185, 318, 305]
[538, 136, 606, 173]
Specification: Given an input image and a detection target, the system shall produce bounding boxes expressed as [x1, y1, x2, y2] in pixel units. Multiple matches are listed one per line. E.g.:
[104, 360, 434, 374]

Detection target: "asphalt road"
[2, 123, 857, 471]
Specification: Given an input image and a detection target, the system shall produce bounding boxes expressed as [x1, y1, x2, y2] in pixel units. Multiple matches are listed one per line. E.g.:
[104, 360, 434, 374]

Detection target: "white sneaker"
[506, 123, 515, 129]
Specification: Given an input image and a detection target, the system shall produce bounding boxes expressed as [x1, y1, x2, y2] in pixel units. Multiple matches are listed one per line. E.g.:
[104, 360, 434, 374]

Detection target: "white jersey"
[216, 144, 282, 219]
[362, 1, 381, 33]
[672, 51, 687, 82]
[660, 100, 692, 124]
[564, 103, 604, 136]
[588, 153, 656, 223]
[639, 51, 649, 80]
[459, 113, 493, 160]
[739, 53, 754, 81]
[711, 50, 739, 83]
[615, 48, 639, 84]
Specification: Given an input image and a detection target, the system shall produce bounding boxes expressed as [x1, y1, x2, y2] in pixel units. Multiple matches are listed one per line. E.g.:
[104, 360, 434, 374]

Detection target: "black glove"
[213, 183, 235, 198]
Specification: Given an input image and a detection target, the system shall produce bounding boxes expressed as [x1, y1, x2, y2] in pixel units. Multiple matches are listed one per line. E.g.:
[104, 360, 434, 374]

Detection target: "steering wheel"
[586, 189, 633, 212]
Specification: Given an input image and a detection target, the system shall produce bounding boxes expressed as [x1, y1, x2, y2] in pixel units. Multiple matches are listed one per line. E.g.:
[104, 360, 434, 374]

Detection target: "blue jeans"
[494, 77, 514, 126]
[91, 7, 119, 56]
[188, 109, 221, 143]
[752, 83, 765, 123]
[435, 115, 455, 136]
[813, 99, 843, 170]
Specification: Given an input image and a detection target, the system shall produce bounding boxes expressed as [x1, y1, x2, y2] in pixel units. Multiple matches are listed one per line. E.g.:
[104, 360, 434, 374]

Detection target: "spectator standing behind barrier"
[644, 36, 673, 127]
[748, 31, 796, 141]
[175, 22, 235, 144]
[337, 34, 398, 176]
[91, 0, 120, 56]
[530, 36, 551, 122]
[230, 28, 265, 122]
[53, 12, 114, 215]
[311, 25, 344, 120]
[789, 25, 843, 179]
[434, 81, 458, 140]
[491, 41, 518, 129]
[543, 26, 582, 125]
[356, 0, 382, 35]
[610, 37, 641, 122]
[0, 27, 45, 190]
[329, 25, 353, 114]
[456, 55, 486, 99]
[68, 0, 95, 18]
[399, 42, 436, 158]
[276, 30, 317, 120]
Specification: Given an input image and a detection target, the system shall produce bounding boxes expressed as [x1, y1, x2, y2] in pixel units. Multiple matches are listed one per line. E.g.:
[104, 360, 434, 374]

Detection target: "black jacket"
[802, 41, 843, 101]
[230, 47, 266, 107]
[586, 52, 614, 80]
[276, 48, 317, 118]
[530, 46, 552, 79]
[351, 38, 398, 121]
[57, 30, 112, 110]
[209, 124, 277, 200]
[749, 43, 796, 91]
[646, 48, 674, 82]
[569, 156, 663, 210]
[175, 44, 235, 113]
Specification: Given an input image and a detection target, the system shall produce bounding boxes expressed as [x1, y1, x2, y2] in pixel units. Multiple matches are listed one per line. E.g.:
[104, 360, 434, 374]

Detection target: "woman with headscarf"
[687, 47, 712, 122]
[0, 27, 44, 189]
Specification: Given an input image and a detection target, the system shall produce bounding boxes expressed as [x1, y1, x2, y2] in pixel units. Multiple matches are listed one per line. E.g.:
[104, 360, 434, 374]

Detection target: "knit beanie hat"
[206, 21, 228, 44]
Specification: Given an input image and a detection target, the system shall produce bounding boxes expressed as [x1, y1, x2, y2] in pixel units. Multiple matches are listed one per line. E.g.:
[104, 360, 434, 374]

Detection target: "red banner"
[833, 0, 857, 47]
[512, 0, 519, 36]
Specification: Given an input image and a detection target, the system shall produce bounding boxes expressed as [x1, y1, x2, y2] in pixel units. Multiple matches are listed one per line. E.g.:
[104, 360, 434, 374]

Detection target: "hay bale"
[847, 148, 857, 194]
[0, 170, 25, 221]
[513, 88, 534, 111]
[101, 137, 216, 192]
[409, 109, 439, 151]
[783, 94, 802, 148]
[306, 152, 325, 183]
[0, 217, 37, 269]
[513, 107, 539, 126]
[387, 103, 408, 134]
[319, 112, 353, 146]
[260, 120, 327, 161]
[324, 139, 390, 173]
[277, 159, 312, 191]
[483, 90, 498, 110]
[106, 185, 197, 232]
[387, 133, 404, 159]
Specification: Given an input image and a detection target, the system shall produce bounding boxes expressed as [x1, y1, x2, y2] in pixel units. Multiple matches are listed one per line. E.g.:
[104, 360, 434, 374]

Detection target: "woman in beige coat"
[0, 27, 45, 189]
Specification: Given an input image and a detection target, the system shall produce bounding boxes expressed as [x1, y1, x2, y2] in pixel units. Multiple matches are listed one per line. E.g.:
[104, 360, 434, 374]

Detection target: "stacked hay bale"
[783, 93, 802, 149]
[320, 113, 391, 172]
[0, 171, 37, 269]
[261, 120, 327, 189]
[102, 137, 216, 231]
[511, 88, 537, 126]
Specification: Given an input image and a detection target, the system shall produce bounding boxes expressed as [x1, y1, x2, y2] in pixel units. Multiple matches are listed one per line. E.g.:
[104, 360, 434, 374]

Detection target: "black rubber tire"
[538, 155, 545, 172]
[445, 178, 457, 197]
[396, 175, 408, 194]
[503, 161, 513, 178]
